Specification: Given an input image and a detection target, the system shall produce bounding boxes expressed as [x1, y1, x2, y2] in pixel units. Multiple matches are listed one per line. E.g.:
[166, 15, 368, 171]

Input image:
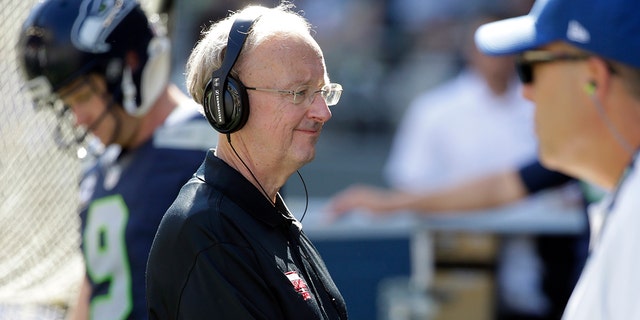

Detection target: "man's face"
[520, 42, 599, 174]
[238, 34, 333, 170]
[58, 74, 120, 146]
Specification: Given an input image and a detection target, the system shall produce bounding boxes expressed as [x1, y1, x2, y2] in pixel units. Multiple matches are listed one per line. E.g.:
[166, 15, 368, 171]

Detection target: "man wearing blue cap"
[475, 0, 640, 318]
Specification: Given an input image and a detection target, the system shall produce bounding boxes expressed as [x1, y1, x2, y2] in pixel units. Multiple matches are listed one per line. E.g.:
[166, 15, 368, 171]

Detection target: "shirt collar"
[196, 150, 295, 228]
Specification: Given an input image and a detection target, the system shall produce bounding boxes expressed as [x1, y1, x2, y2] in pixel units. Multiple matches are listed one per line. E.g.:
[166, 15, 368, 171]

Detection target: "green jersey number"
[84, 195, 132, 320]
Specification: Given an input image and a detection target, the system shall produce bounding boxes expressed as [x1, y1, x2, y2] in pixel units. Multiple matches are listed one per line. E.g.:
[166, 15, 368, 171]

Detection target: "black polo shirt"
[146, 150, 348, 319]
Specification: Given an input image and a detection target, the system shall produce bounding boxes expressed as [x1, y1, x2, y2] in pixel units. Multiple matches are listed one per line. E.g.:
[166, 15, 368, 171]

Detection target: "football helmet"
[17, 0, 170, 117]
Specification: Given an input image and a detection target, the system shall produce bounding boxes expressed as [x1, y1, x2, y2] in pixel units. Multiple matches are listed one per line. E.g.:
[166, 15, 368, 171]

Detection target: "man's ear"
[585, 56, 614, 97]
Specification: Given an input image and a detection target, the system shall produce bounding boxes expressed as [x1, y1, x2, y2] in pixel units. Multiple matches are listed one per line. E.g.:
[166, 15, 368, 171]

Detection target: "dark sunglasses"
[515, 51, 591, 84]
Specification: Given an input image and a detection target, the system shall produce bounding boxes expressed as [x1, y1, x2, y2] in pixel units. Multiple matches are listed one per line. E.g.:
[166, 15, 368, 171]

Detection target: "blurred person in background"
[16, 0, 211, 318]
[475, 0, 640, 318]
[146, 3, 348, 319]
[328, 9, 586, 320]
[330, 159, 595, 319]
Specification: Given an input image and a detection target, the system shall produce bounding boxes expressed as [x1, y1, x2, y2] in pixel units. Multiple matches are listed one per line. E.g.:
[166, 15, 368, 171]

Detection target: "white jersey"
[563, 155, 640, 319]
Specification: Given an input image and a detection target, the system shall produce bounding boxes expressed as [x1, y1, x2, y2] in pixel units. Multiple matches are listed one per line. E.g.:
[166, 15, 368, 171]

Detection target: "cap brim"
[475, 15, 542, 56]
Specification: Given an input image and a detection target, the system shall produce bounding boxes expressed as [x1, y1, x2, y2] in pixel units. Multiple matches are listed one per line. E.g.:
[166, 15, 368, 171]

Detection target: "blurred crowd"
[169, 0, 534, 133]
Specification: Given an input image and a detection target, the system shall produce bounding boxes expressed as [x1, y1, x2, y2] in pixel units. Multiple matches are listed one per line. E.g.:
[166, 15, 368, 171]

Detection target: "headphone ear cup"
[222, 76, 250, 133]
[202, 77, 220, 130]
[202, 75, 249, 134]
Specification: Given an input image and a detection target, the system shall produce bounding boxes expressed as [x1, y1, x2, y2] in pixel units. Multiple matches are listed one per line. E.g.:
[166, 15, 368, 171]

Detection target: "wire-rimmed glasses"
[245, 83, 343, 106]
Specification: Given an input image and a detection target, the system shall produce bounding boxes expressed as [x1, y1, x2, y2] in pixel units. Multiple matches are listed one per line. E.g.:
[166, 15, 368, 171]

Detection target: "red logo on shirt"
[285, 271, 311, 300]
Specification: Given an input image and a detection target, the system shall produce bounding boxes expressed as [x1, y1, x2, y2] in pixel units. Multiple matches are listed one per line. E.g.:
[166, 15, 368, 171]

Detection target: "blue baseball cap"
[475, 0, 640, 68]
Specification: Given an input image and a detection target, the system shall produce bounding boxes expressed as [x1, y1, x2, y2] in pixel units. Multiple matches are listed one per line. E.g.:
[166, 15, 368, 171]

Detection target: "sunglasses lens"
[516, 61, 533, 84]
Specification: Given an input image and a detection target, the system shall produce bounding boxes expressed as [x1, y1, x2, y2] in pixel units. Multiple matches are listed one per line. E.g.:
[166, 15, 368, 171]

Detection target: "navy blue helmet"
[17, 0, 170, 116]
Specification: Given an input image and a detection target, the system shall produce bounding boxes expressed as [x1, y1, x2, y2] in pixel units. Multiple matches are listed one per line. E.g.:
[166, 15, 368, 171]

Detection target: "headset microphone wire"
[227, 133, 273, 206]
[591, 93, 635, 156]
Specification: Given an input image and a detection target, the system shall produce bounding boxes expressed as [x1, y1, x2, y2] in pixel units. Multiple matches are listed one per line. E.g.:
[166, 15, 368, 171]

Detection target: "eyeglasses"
[515, 51, 591, 84]
[245, 83, 343, 106]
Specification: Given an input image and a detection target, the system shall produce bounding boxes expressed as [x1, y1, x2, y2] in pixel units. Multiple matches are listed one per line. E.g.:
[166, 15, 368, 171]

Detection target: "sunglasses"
[515, 51, 591, 84]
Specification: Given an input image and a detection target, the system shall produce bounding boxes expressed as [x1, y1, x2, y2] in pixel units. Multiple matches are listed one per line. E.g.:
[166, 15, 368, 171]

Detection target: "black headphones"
[202, 13, 261, 133]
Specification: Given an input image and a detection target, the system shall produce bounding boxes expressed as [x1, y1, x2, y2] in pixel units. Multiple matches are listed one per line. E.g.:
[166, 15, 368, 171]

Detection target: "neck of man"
[216, 135, 292, 205]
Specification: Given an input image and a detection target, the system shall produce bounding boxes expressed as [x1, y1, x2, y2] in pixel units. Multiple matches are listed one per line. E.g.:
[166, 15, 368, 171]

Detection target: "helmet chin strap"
[53, 98, 112, 159]
[102, 91, 143, 151]
[122, 36, 171, 117]
[104, 100, 122, 147]
[73, 81, 126, 157]
[121, 66, 138, 114]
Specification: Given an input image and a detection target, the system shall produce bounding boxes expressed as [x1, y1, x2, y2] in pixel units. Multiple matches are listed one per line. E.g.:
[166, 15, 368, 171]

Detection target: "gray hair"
[185, 2, 313, 105]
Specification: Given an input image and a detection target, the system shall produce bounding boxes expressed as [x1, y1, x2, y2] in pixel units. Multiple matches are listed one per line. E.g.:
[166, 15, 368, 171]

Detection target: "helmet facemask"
[24, 74, 104, 159]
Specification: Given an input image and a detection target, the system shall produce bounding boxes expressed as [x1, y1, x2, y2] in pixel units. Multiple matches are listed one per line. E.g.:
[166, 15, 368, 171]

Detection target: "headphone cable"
[296, 169, 309, 222]
[227, 133, 273, 206]
[226, 133, 309, 222]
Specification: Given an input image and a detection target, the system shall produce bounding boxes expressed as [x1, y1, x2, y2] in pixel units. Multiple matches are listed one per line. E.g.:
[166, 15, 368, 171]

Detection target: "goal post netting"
[2, 0, 85, 318]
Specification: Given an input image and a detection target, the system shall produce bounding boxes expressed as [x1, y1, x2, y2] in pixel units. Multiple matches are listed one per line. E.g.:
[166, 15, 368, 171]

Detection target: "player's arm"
[328, 169, 525, 216]
[66, 275, 90, 320]
[328, 160, 573, 217]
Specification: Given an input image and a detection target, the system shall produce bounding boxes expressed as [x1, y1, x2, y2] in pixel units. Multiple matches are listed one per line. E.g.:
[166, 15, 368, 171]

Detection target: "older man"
[146, 3, 347, 319]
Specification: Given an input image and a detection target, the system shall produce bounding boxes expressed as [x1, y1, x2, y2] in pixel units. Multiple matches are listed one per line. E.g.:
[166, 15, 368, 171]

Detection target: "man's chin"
[296, 149, 316, 167]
